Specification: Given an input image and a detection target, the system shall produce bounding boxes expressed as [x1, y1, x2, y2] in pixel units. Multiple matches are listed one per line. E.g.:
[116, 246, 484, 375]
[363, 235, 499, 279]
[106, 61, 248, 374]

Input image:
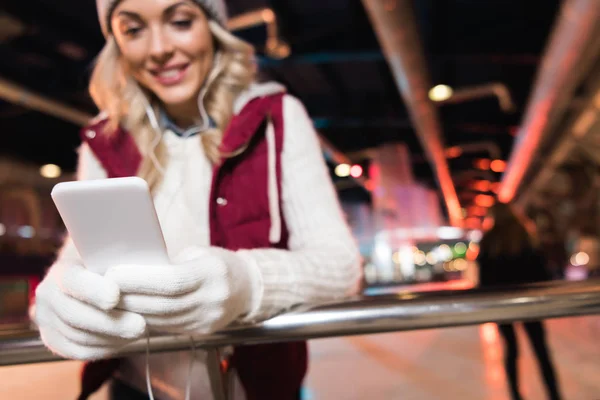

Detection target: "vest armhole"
[78, 120, 142, 178]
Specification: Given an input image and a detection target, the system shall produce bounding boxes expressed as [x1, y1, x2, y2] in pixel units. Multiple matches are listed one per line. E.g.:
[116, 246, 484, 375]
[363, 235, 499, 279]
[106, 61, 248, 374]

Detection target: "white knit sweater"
[52, 85, 362, 399]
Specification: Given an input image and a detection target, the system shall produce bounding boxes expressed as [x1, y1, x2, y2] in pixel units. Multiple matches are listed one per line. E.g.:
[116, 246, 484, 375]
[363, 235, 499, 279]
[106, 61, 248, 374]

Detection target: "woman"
[477, 202, 562, 400]
[32, 0, 362, 399]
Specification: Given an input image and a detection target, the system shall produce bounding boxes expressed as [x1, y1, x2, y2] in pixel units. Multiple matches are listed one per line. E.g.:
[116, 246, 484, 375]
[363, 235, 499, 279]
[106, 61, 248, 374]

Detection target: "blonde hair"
[89, 21, 256, 191]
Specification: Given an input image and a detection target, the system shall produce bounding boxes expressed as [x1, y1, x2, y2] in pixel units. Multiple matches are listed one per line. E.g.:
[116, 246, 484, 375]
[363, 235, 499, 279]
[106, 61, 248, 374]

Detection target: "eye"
[124, 26, 143, 37]
[172, 20, 192, 29]
[118, 19, 144, 38]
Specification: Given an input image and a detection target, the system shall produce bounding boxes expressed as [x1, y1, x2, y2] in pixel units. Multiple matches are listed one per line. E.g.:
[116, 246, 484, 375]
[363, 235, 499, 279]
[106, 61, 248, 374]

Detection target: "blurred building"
[0, 157, 73, 257]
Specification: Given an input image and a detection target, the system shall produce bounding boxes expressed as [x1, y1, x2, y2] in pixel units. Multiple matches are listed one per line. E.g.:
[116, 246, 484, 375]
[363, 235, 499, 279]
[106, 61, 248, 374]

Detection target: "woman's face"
[111, 0, 214, 119]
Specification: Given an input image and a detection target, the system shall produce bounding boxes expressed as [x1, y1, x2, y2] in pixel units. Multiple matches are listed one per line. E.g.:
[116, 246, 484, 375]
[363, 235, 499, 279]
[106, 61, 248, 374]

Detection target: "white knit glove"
[105, 247, 260, 334]
[33, 262, 147, 360]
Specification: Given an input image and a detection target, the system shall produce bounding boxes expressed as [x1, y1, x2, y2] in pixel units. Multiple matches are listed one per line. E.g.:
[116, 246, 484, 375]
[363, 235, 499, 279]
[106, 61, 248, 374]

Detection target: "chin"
[154, 86, 199, 109]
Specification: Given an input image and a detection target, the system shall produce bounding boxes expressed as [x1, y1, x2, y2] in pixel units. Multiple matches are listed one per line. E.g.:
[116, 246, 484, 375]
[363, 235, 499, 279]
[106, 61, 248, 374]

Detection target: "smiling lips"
[150, 63, 190, 86]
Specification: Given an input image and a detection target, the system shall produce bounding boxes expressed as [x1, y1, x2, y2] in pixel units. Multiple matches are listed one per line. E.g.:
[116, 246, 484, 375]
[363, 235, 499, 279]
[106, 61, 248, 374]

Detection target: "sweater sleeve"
[51, 143, 109, 266]
[237, 95, 363, 321]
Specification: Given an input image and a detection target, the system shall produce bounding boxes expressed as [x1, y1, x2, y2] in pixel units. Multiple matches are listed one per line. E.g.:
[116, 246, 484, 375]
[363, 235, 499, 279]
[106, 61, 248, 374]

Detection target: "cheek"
[117, 42, 148, 73]
[124, 51, 147, 70]
[176, 29, 213, 62]
[186, 41, 213, 62]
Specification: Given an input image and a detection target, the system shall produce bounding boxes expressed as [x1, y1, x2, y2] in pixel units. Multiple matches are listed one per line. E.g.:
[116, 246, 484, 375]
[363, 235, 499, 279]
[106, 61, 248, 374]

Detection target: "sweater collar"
[158, 81, 286, 137]
[159, 108, 216, 137]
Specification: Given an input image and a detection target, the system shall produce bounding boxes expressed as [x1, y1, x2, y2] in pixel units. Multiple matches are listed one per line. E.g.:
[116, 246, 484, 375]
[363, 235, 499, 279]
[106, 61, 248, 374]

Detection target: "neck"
[163, 100, 201, 129]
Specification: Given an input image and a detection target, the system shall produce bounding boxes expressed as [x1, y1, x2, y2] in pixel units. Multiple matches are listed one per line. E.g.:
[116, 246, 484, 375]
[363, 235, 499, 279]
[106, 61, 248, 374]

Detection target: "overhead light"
[426, 252, 438, 265]
[350, 165, 363, 178]
[465, 217, 482, 230]
[436, 244, 453, 261]
[471, 206, 488, 217]
[490, 160, 506, 173]
[17, 225, 35, 239]
[454, 242, 467, 254]
[475, 159, 491, 170]
[475, 194, 495, 207]
[445, 146, 462, 158]
[473, 180, 491, 192]
[57, 42, 87, 61]
[414, 251, 426, 266]
[437, 226, 464, 240]
[468, 230, 483, 243]
[335, 163, 351, 177]
[40, 164, 61, 178]
[266, 38, 291, 59]
[454, 259, 467, 271]
[0, 13, 26, 43]
[261, 8, 275, 23]
[429, 84, 453, 102]
[571, 252, 590, 267]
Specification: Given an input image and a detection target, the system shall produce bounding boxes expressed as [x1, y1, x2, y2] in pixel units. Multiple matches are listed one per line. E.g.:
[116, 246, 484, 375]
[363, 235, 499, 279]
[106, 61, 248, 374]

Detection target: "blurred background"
[1, 0, 600, 398]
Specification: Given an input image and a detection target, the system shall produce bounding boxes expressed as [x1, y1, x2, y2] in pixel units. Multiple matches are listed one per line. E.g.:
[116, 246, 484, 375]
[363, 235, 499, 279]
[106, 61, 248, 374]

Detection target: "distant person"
[477, 202, 562, 400]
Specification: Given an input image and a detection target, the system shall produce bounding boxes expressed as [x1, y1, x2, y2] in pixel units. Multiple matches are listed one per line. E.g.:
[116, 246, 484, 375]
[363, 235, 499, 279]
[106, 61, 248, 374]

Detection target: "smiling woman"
[32, 0, 362, 399]
[110, 0, 216, 123]
[90, 0, 255, 190]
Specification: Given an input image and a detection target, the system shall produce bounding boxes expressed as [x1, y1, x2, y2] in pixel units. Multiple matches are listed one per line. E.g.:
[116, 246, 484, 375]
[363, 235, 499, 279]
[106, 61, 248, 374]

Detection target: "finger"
[36, 305, 132, 348]
[106, 264, 205, 296]
[49, 286, 146, 339]
[143, 310, 199, 330]
[144, 308, 225, 332]
[118, 292, 200, 316]
[40, 327, 125, 361]
[58, 263, 120, 310]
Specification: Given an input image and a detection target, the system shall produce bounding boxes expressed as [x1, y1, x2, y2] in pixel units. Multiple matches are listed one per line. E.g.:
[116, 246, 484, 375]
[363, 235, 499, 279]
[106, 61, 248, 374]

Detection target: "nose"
[148, 27, 174, 63]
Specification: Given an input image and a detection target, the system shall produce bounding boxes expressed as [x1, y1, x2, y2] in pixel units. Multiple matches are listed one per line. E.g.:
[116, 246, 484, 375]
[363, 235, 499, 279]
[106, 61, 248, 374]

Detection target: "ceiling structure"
[0, 0, 567, 225]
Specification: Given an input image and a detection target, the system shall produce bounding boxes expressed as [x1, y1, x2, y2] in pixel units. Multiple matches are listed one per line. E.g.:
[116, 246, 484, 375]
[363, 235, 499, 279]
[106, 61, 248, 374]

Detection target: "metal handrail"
[2, 280, 600, 367]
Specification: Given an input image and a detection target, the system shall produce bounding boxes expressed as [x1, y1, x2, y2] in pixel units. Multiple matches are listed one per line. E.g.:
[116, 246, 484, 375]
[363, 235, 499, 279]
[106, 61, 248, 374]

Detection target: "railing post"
[205, 347, 228, 400]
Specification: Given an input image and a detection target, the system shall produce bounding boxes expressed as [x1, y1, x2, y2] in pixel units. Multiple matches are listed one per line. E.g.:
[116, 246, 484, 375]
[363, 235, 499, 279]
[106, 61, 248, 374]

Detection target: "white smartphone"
[51, 177, 169, 275]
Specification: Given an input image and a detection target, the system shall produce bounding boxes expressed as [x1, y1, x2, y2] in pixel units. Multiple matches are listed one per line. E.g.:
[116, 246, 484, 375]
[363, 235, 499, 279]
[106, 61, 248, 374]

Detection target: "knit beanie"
[96, 0, 228, 36]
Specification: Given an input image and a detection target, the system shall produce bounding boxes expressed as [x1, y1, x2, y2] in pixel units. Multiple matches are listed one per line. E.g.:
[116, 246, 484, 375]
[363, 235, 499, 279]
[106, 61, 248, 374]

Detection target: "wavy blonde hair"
[89, 21, 256, 191]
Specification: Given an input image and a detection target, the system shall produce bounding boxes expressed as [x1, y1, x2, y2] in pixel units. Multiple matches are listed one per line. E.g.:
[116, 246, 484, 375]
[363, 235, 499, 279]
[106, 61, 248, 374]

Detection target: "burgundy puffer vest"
[77, 93, 307, 400]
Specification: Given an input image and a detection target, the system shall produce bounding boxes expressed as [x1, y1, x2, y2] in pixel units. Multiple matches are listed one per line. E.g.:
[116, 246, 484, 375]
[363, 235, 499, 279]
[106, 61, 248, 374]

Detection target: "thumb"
[106, 263, 203, 296]
[55, 263, 120, 311]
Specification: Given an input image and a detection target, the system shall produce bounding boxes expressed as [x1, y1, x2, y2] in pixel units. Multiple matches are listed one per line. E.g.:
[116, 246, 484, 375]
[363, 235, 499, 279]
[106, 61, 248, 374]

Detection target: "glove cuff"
[203, 247, 263, 322]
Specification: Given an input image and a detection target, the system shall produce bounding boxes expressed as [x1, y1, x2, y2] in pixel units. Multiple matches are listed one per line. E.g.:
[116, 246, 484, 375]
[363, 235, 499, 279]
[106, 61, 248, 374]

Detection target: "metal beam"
[313, 118, 515, 136]
[519, 83, 600, 208]
[437, 83, 516, 113]
[256, 52, 540, 67]
[446, 141, 503, 161]
[0, 77, 93, 126]
[361, 0, 462, 227]
[228, 8, 289, 59]
[312, 117, 412, 130]
[498, 0, 600, 203]
[258, 52, 384, 66]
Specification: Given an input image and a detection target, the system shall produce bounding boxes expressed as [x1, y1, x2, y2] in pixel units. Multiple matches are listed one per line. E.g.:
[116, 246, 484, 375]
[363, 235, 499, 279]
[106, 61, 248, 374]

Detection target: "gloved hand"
[105, 247, 261, 334]
[33, 261, 147, 360]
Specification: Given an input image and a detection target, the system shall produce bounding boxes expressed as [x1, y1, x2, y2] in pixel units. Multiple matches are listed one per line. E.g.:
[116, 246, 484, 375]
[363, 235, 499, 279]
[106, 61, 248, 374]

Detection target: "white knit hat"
[96, 0, 228, 36]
